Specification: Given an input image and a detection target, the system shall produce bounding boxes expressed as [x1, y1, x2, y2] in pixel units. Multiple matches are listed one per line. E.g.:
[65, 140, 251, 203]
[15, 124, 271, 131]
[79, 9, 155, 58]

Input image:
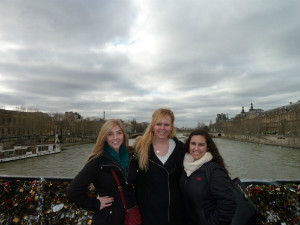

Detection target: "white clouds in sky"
[0, 0, 299, 127]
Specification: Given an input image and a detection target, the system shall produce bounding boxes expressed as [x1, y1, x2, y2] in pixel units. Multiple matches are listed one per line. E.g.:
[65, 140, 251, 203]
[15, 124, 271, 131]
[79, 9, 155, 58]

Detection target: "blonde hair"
[135, 108, 176, 171]
[86, 119, 129, 164]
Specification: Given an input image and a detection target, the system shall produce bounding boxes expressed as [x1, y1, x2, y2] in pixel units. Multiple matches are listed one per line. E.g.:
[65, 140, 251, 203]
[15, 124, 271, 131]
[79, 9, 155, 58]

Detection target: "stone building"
[259, 102, 300, 135]
[0, 109, 105, 144]
[0, 109, 53, 138]
[212, 101, 300, 147]
[65, 111, 82, 121]
[215, 101, 300, 136]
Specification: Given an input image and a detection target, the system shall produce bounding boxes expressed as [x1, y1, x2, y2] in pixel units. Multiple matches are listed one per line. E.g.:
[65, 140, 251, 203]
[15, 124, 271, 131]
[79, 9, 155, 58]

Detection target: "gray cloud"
[0, 0, 299, 128]
[0, 0, 135, 47]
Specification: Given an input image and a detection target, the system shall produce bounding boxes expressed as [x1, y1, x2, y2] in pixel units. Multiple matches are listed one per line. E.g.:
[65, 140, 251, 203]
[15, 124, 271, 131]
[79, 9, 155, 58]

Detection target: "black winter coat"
[136, 138, 185, 225]
[67, 150, 138, 225]
[180, 161, 237, 225]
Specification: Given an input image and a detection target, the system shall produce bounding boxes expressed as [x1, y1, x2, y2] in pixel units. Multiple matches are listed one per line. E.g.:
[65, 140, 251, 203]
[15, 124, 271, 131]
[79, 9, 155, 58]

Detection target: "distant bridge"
[209, 132, 225, 137]
[127, 131, 224, 139]
[177, 131, 225, 138]
[127, 133, 143, 138]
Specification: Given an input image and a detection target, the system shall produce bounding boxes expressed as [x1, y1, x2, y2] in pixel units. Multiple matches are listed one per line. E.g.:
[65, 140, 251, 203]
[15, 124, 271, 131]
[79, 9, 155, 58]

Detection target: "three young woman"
[67, 111, 236, 225]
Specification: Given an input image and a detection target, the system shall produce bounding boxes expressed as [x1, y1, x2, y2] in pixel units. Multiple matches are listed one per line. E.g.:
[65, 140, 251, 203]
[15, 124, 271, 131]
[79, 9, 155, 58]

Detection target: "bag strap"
[205, 161, 212, 181]
[111, 170, 128, 210]
[206, 163, 246, 198]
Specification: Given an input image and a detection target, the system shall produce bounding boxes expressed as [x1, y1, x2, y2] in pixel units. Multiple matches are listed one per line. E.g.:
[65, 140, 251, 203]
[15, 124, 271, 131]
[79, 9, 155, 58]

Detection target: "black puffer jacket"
[136, 138, 185, 225]
[180, 161, 237, 225]
[67, 150, 138, 225]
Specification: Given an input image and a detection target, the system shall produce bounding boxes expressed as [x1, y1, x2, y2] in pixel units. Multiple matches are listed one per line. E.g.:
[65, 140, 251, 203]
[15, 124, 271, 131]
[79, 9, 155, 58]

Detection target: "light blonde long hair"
[86, 119, 129, 164]
[135, 108, 176, 171]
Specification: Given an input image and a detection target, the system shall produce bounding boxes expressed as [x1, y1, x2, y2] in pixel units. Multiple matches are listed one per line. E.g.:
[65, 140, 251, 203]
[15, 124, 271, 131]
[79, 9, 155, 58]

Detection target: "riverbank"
[60, 141, 94, 150]
[60, 134, 300, 150]
[218, 135, 300, 149]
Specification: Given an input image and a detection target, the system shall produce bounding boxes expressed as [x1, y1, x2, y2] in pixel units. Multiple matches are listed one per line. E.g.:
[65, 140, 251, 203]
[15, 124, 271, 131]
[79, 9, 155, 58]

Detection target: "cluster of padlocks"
[246, 183, 300, 224]
[1, 177, 299, 225]
[0, 178, 93, 225]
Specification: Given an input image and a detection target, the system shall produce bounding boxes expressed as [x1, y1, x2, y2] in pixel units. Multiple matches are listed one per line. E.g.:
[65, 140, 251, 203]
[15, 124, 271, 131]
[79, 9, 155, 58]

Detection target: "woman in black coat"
[180, 130, 237, 225]
[134, 108, 185, 225]
[67, 119, 137, 225]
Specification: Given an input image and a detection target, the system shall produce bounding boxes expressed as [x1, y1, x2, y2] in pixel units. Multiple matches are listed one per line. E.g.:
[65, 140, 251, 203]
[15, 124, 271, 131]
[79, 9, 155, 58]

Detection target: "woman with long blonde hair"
[135, 108, 185, 225]
[67, 119, 138, 225]
[87, 119, 129, 164]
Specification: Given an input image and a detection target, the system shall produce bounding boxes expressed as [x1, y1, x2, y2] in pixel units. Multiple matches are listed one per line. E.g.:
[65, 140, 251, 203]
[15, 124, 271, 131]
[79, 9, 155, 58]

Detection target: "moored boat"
[0, 137, 61, 163]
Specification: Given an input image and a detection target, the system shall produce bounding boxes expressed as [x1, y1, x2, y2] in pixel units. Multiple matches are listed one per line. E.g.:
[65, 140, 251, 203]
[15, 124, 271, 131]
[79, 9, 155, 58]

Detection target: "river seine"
[1, 138, 299, 180]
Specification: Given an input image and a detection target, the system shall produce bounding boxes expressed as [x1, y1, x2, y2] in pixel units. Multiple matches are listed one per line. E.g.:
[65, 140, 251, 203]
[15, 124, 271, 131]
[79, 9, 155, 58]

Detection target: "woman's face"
[106, 125, 124, 152]
[153, 115, 172, 140]
[189, 135, 208, 161]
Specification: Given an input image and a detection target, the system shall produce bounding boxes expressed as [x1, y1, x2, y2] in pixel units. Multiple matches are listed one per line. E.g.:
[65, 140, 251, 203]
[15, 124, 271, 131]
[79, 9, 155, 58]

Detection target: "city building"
[212, 101, 300, 141]
[0, 109, 53, 138]
[65, 111, 82, 121]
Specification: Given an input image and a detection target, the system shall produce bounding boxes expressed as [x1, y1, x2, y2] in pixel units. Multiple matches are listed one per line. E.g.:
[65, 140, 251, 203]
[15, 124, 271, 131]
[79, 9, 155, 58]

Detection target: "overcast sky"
[0, 0, 299, 128]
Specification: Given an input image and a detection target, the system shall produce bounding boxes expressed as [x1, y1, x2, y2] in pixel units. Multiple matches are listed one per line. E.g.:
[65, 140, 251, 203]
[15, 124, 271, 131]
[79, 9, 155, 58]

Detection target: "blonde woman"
[135, 108, 185, 225]
[67, 119, 138, 225]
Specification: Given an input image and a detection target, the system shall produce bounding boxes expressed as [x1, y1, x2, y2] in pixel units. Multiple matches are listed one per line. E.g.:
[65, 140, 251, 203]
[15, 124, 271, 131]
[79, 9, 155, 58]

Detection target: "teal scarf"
[105, 142, 129, 171]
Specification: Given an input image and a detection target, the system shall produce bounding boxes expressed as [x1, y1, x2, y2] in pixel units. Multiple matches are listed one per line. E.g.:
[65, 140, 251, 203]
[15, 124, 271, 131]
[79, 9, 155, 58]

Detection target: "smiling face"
[153, 115, 172, 140]
[106, 125, 124, 152]
[189, 135, 208, 161]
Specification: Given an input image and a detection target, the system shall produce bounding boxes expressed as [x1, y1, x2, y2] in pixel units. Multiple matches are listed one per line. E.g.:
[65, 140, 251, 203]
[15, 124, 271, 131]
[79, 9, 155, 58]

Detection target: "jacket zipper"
[149, 159, 170, 223]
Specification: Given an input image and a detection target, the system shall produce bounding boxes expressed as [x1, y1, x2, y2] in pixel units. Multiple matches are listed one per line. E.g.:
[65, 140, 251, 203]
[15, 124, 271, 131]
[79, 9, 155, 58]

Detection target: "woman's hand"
[97, 195, 114, 210]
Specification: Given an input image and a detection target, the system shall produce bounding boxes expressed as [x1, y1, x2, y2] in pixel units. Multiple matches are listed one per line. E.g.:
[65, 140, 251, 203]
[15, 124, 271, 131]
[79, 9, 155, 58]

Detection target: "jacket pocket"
[93, 206, 118, 225]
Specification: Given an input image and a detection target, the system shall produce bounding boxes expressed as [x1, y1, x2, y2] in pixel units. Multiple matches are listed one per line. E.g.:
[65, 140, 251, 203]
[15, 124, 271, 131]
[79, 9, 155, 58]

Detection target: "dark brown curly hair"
[183, 129, 229, 175]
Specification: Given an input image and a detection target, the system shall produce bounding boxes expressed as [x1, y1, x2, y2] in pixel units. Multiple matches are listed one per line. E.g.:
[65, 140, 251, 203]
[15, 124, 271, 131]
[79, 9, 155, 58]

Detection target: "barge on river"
[0, 175, 299, 225]
[0, 142, 61, 163]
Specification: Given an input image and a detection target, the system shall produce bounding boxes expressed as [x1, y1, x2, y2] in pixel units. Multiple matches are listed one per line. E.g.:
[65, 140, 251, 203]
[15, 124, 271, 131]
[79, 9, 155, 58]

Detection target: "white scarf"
[183, 152, 213, 177]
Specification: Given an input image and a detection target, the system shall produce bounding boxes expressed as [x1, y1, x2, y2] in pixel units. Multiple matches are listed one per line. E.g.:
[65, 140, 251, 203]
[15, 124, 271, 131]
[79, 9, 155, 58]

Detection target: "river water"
[0, 138, 299, 180]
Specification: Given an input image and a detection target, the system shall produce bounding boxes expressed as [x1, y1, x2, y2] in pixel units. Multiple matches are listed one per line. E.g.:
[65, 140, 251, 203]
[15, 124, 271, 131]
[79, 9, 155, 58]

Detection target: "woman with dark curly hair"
[180, 129, 237, 225]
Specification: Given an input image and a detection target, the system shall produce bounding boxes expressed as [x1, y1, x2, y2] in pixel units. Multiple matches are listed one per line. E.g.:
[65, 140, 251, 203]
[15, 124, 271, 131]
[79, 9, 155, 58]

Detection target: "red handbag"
[111, 170, 142, 225]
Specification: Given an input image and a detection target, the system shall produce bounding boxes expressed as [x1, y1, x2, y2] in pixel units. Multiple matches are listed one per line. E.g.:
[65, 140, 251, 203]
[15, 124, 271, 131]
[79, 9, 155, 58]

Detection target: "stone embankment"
[210, 133, 300, 149]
